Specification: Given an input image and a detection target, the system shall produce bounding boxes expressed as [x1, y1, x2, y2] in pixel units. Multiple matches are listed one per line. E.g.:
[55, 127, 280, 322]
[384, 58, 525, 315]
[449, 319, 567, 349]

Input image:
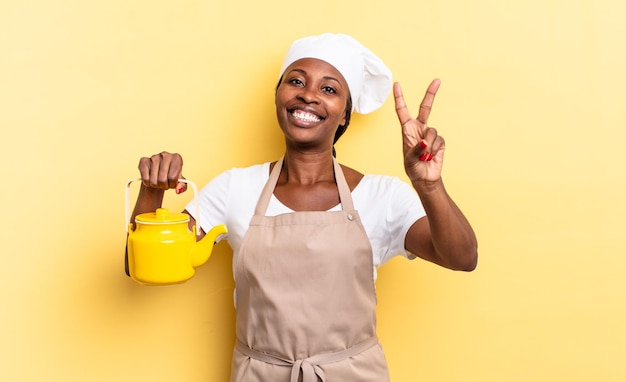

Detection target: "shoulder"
[227, 162, 269, 176]
[199, 162, 269, 197]
[355, 173, 417, 199]
[216, 162, 269, 185]
[335, 163, 417, 199]
[353, 173, 425, 222]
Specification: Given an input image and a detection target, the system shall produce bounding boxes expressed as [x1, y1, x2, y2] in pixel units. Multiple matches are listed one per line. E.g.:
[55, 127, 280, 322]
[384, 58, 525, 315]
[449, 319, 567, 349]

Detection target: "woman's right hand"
[138, 151, 187, 194]
[127, 152, 187, 275]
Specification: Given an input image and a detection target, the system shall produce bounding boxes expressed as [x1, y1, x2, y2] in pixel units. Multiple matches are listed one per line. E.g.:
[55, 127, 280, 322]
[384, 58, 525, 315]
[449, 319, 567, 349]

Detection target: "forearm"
[412, 179, 478, 271]
[126, 151, 184, 276]
[125, 185, 165, 277]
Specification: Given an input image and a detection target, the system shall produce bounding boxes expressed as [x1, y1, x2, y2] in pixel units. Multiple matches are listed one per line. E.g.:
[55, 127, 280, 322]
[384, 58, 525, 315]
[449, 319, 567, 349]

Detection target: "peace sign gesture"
[394, 79, 445, 184]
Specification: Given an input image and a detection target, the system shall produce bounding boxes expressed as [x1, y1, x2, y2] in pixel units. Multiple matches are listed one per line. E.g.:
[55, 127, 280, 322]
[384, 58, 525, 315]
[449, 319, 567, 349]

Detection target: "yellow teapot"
[126, 179, 227, 286]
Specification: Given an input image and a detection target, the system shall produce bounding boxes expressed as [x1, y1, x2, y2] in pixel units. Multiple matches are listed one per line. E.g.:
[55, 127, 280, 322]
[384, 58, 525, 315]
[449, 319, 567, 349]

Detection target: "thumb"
[175, 178, 187, 194]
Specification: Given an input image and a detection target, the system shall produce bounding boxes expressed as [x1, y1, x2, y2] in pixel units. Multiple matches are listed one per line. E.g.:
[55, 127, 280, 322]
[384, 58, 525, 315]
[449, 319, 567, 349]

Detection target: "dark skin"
[395, 80, 478, 271]
[271, 59, 363, 211]
[129, 58, 477, 272]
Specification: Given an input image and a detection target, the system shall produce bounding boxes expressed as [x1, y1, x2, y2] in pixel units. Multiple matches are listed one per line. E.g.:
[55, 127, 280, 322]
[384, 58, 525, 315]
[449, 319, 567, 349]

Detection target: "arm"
[405, 181, 478, 271]
[132, 151, 186, 218]
[394, 80, 478, 271]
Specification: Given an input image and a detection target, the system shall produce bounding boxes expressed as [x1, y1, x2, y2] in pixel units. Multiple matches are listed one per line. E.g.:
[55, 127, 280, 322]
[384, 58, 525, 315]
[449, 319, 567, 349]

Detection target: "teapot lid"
[135, 208, 190, 224]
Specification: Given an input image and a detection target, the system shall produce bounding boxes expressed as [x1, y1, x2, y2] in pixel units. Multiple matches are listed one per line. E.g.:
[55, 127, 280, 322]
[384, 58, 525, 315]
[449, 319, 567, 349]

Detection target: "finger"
[418, 127, 440, 161]
[175, 180, 187, 194]
[174, 173, 187, 194]
[416, 79, 441, 125]
[170, 154, 184, 189]
[138, 157, 151, 185]
[422, 126, 439, 146]
[157, 153, 181, 190]
[148, 155, 162, 188]
[430, 134, 445, 153]
[175, 182, 187, 194]
[163, 160, 177, 189]
[427, 133, 445, 162]
[394, 82, 423, 152]
[393, 82, 413, 126]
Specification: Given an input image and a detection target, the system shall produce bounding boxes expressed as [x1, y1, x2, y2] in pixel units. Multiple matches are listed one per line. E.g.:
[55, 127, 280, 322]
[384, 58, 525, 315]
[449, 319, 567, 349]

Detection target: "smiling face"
[275, 58, 350, 153]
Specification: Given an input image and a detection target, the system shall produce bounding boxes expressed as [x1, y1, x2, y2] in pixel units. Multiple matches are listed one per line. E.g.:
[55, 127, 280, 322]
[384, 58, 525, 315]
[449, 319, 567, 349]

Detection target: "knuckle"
[150, 153, 162, 163]
[419, 103, 432, 110]
[138, 157, 148, 168]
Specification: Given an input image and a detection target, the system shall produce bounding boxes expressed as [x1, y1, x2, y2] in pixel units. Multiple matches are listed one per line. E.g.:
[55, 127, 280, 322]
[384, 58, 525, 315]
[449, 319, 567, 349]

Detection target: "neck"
[280, 150, 335, 185]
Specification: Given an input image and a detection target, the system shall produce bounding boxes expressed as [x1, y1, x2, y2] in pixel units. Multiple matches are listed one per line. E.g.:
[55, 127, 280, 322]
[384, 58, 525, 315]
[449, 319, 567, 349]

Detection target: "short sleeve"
[184, 170, 231, 242]
[183, 163, 269, 250]
[353, 175, 426, 268]
[381, 179, 425, 264]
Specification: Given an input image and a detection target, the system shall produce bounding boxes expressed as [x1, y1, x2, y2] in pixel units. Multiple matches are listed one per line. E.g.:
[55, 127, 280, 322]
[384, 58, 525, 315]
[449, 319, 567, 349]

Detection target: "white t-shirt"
[185, 162, 426, 279]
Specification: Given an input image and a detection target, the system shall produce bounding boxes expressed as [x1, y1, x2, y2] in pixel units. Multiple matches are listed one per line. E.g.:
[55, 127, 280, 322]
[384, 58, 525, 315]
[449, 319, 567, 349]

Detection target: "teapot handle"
[125, 178, 200, 237]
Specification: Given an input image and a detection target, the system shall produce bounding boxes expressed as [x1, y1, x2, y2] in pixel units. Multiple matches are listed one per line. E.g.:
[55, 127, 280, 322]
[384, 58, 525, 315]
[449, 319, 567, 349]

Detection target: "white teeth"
[292, 110, 321, 122]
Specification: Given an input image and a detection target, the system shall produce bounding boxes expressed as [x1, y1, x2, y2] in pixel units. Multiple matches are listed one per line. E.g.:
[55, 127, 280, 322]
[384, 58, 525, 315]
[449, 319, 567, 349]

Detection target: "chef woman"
[128, 33, 478, 381]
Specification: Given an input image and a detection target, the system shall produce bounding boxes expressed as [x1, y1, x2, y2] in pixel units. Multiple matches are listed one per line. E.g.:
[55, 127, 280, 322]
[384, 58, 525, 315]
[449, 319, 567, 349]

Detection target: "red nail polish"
[419, 153, 429, 161]
[419, 140, 428, 149]
[427, 153, 434, 161]
[176, 187, 183, 194]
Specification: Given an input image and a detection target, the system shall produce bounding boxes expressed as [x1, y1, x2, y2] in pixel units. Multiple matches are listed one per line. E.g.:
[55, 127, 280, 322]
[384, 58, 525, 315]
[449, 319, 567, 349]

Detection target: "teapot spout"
[191, 224, 228, 268]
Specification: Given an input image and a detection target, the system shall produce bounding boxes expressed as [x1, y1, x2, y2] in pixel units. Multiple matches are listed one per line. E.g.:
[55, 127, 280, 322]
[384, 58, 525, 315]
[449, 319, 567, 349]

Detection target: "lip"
[287, 106, 326, 126]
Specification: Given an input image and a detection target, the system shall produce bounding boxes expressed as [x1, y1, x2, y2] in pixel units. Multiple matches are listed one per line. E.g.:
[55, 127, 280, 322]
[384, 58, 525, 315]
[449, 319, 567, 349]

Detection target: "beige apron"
[230, 157, 390, 382]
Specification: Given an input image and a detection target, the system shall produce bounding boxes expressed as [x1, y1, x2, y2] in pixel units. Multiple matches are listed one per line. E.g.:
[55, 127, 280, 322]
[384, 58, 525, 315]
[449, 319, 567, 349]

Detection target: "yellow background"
[1, 0, 624, 381]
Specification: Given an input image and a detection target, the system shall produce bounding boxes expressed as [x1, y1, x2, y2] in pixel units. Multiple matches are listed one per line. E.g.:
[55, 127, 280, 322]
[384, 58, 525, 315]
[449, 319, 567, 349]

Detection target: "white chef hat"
[278, 33, 392, 114]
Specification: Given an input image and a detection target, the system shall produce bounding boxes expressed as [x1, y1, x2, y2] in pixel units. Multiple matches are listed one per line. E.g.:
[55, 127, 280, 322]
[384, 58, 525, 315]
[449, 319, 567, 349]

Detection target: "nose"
[297, 85, 319, 104]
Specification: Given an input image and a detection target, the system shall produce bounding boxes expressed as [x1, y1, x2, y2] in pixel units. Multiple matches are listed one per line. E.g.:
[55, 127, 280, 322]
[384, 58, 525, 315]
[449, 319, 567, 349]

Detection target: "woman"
[128, 33, 478, 382]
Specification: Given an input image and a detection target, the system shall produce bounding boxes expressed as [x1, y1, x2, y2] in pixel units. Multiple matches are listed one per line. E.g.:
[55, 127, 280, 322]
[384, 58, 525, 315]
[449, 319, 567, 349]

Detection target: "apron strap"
[254, 156, 355, 215]
[235, 336, 378, 382]
[332, 157, 354, 211]
[254, 157, 284, 216]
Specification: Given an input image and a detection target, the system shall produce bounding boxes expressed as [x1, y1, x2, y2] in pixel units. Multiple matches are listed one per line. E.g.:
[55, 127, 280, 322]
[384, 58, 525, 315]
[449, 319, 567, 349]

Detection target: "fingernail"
[427, 153, 434, 161]
[419, 153, 429, 161]
[419, 140, 428, 149]
[176, 187, 183, 194]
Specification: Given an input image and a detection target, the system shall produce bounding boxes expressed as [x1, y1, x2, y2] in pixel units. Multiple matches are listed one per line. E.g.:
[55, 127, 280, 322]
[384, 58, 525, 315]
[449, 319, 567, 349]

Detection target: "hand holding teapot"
[138, 151, 188, 194]
[125, 152, 227, 286]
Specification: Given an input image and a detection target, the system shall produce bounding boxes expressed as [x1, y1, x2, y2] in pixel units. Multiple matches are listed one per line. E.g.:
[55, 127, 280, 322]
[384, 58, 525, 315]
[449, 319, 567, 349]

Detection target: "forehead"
[284, 58, 348, 86]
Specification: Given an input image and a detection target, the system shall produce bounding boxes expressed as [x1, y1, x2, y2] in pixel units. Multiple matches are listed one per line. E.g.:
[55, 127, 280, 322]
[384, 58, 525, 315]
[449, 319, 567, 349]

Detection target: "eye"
[322, 86, 336, 94]
[288, 78, 304, 86]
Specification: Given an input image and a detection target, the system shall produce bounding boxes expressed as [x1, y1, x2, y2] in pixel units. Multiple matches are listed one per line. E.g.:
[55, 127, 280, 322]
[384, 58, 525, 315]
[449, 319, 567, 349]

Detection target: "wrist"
[411, 178, 445, 196]
[136, 185, 166, 211]
[139, 184, 165, 197]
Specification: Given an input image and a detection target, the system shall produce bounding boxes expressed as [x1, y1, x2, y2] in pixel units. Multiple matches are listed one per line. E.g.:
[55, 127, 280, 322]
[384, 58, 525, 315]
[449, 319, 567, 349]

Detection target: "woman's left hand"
[393, 79, 445, 184]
